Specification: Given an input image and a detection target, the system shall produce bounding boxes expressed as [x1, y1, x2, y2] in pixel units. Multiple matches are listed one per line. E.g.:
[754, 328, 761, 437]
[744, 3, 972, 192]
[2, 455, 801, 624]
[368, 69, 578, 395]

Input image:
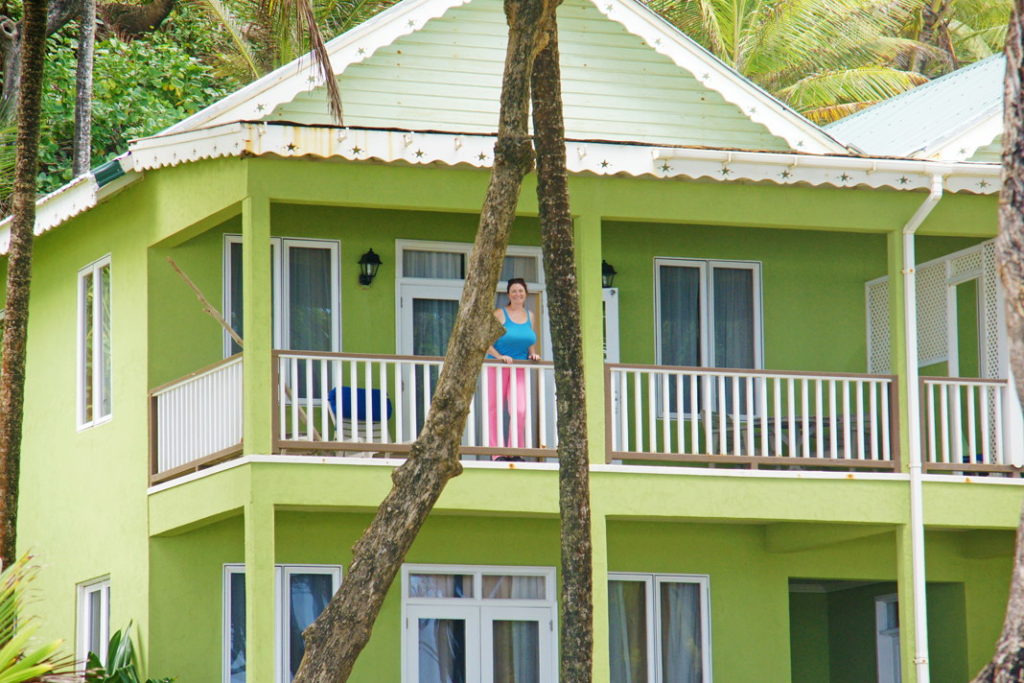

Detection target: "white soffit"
[127, 122, 999, 195]
[159, 0, 846, 155]
[927, 111, 1002, 162]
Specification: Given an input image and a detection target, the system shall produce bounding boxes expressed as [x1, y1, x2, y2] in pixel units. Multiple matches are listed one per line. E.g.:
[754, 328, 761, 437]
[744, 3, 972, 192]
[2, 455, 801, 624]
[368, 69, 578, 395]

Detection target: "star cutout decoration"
[287, 143, 297, 152]
[307, 76, 316, 84]
[414, 149, 424, 158]
[748, 107, 757, 115]
[358, 47, 366, 55]
[408, 19, 415, 26]
[839, 173, 851, 182]
[796, 140, 805, 147]
[979, 180, 991, 189]
[898, 176, 910, 185]
[600, 160, 609, 168]
[659, 163, 672, 173]
[959, 148, 967, 155]
[256, 103, 266, 112]
[780, 169, 792, 179]
[477, 152, 488, 161]
[352, 146, 363, 155]
[720, 166, 732, 176]
[605, 3, 613, 10]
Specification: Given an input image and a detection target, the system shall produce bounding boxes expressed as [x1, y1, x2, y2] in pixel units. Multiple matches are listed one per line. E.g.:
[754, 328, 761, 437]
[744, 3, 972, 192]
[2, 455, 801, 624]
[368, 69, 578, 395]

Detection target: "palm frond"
[186, 0, 262, 79]
[777, 66, 927, 111]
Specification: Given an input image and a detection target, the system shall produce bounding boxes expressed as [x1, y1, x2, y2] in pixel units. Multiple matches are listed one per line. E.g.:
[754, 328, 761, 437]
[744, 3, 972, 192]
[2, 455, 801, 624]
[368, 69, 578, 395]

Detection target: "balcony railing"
[921, 377, 1017, 474]
[273, 351, 559, 458]
[149, 352, 1023, 483]
[607, 364, 899, 470]
[149, 355, 243, 483]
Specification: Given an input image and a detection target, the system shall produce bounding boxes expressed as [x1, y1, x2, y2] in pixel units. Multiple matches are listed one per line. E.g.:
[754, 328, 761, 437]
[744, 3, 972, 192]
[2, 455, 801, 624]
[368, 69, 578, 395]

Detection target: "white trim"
[609, 572, 713, 682]
[76, 576, 111, 664]
[77, 255, 113, 429]
[603, 288, 620, 363]
[400, 564, 558, 683]
[223, 235, 341, 356]
[927, 111, 1002, 162]
[222, 563, 344, 683]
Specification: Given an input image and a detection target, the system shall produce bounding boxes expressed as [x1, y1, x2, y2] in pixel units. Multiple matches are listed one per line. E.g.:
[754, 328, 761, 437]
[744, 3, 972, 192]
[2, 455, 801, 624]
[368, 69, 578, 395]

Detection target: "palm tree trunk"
[971, 2, 1024, 680]
[0, 0, 48, 567]
[530, 14, 594, 683]
[291, 0, 554, 679]
[72, 0, 95, 176]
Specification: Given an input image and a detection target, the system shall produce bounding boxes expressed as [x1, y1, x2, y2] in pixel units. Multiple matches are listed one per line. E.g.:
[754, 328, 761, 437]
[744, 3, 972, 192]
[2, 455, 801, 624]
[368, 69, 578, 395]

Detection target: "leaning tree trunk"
[971, 1, 1024, 680]
[72, 0, 95, 176]
[0, 0, 48, 567]
[531, 14, 594, 683]
[291, 0, 555, 679]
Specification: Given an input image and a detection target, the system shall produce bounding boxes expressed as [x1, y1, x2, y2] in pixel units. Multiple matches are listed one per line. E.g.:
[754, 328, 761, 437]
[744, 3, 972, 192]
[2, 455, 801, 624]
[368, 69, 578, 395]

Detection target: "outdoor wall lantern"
[602, 260, 617, 288]
[358, 249, 382, 286]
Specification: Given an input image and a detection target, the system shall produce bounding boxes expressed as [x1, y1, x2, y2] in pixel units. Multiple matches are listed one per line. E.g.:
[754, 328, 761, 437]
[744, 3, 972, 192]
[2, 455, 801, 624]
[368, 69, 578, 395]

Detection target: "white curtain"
[287, 247, 333, 352]
[404, 250, 465, 279]
[660, 582, 702, 683]
[418, 618, 467, 683]
[288, 574, 334, 678]
[501, 255, 538, 282]
[608, 580, 647, 683]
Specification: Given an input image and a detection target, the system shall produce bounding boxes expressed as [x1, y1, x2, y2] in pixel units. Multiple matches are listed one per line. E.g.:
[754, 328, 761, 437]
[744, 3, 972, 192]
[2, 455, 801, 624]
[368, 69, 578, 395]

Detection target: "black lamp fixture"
[358, 249, 382, 286]
[601, 259, 617, 288]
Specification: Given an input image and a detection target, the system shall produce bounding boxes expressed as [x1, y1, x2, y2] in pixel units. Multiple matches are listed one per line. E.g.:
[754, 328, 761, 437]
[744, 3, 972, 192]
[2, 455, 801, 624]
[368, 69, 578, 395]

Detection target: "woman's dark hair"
[506, 277, 529, 294]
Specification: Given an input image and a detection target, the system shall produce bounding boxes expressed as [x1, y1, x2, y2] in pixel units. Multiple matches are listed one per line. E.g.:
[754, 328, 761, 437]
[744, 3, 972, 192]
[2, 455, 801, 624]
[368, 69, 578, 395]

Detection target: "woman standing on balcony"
[486, 278, 540, 455]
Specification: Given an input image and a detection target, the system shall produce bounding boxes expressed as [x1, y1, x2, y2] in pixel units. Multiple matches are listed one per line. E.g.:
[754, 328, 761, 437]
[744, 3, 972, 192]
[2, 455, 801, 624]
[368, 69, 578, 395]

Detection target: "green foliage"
[85, 624, 172, 683]
[0, 556, 73, 683]
[35, 29, 236, 196]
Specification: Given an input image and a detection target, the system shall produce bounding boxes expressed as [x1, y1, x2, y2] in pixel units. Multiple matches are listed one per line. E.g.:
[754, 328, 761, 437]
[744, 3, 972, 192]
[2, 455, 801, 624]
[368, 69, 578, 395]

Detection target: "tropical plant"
[84, 624, 172, 683]
[901, 0, 1012, 76]
[644, 0, 932, 121]
[0, 556, 74, 683]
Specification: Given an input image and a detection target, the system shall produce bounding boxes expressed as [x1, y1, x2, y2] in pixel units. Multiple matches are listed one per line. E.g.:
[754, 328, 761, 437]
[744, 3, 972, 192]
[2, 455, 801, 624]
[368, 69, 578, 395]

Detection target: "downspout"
[902, 174, 944, 683]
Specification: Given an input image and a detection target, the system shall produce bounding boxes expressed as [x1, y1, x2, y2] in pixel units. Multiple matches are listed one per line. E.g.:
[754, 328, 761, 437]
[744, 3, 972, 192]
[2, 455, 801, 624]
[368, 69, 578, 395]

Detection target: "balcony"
[148, 352, 1019, 484]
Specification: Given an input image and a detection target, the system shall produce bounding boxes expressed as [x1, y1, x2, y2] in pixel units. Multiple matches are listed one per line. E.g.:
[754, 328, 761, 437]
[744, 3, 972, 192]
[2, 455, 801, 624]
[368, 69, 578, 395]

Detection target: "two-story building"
[5, 0, 1020, 680]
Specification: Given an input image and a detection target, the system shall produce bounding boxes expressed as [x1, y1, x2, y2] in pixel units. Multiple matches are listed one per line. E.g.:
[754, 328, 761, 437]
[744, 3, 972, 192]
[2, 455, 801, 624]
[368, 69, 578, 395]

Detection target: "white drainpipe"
[902, 174, 944, 683]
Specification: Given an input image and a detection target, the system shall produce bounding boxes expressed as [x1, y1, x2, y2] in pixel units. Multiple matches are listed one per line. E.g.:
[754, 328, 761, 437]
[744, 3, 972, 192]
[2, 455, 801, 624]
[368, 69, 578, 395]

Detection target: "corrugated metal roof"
[826, 54, 1004, 158]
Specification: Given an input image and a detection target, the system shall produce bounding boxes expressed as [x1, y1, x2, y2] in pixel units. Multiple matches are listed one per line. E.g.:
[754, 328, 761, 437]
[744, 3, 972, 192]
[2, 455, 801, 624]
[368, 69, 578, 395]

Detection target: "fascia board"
[160, 0, 473, 136]
[588, 0, 849, 156]
[130, 122, 997, 194]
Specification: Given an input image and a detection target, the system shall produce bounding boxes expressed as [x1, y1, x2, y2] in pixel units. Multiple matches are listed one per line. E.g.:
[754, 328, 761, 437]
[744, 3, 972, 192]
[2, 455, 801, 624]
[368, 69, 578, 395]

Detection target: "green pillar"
[590, 511, 611, 682]
[896, 523, 923, 683]
[244, 498, 276, 682]
[242, 193, 273, 454]
[887, 230, 911, 472]
[575, 213, 607, 464]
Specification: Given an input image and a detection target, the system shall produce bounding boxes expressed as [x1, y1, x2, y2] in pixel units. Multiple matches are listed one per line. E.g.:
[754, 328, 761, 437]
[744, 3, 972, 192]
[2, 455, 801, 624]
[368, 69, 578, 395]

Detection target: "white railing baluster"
[320, 359, 329, 441]
[681, 373, 690, 454]
[702, 375, 712, 454]
[801, 378, 810, 458]
[869, 381, 878, 460]
[939, 384, 950, 463]
[731, 377, 741, 456]
[662, 372, 671, 453]
[981, 384, 992, 463]
[995, 385, 1005, 464]
[758, 377, 768, 457]
[633, 371, 644, 453]
[881, 381, 890, 462]
[773, 377, 782, 457]
[951, 383, 963, 466]
[814, 380, 823, 458]
[647, 371, 656, 454]
[828, 380, 838, 459]
[380, 361, 389, 444]
[717, 375, 727, 455]
[745, 378, 754, 456]
[967, 384, 977, 465]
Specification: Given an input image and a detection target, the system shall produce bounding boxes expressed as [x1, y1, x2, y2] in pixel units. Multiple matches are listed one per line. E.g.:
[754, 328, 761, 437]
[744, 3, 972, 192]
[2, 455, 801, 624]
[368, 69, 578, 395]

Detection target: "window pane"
[289, 574, 335, 678]
[412, 299, 459, 358]
[229, 573, 246, 683]
[418, 618, 466, 682]
[409, 574, 474, 598]
[609, 580, 647, 683]
[660, 582, 702, 683]
[229, 242, 244, 355]
[659, 266, 701, 367]
[712, 267, 754, 369]
[500, 256, 538, 282]
[404, 251, 465, 279]
[98, 264, 112, 418]
[288, 247, 333, 352]
[482, 576, 545, 600]
[87, 589, 102, 656]
[82, 272, 94, 423]
[492, 620, 539, 683]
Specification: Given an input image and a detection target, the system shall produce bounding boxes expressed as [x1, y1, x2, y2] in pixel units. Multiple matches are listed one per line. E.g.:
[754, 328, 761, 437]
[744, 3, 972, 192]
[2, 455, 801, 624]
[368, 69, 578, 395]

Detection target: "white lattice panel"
[982, 242, 1003, 379]
[916, 260, 948, 366]
[866, 278, 890, 374]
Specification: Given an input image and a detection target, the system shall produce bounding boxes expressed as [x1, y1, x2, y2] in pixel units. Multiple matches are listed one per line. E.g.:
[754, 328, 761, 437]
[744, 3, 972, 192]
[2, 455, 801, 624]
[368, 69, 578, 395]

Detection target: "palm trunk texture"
[530, 17, 594, 683]
[291, 0, 558, 679]
[72, 0, 95, 176]
[972, 3, 1024, 680]
[0, 0, 48, 567]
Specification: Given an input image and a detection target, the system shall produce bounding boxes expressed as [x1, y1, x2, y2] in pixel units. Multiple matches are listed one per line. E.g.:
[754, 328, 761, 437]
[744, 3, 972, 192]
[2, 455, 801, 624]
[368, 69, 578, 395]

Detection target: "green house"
[5, 0, 1019, 680]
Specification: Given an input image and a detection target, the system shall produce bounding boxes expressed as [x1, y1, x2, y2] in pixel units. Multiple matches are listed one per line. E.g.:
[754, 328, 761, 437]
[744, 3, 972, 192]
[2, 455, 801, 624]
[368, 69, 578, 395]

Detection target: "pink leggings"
[486, 366, 527, 449]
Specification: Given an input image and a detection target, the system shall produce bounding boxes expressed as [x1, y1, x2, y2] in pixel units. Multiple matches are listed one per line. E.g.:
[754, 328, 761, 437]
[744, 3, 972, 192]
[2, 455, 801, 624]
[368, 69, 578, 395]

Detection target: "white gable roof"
[826, 55, 1003, 161]
[163, 0, 847, 154]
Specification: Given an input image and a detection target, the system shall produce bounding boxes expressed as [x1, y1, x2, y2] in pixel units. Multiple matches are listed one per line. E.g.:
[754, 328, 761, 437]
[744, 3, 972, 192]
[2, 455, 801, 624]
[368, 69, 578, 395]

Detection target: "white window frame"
[76, 576, 110, 664]
[77, 255, 113, 429]
[608, 572, 713, 683]
[222, 236, 342, 357]
[653, 258, 764, 370]
[222, 563, 343, 683]
[401, 563, 558, 683]
[394, 240, 549, 358]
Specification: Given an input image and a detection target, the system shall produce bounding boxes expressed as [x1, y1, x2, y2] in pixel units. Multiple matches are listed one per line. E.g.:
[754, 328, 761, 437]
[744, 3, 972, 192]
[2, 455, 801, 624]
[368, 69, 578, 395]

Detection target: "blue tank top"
[489, 308, 537, 360]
